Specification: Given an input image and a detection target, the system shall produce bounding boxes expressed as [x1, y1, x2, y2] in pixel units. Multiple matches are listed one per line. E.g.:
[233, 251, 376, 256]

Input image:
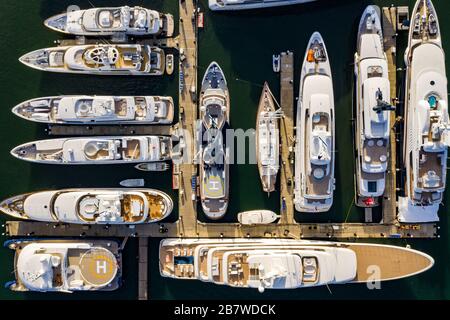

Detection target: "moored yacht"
[0, 188, 173, 224]
[399, 0, 449, 222]
[294, 32, 335, 212]
[256, 82, 280, 194]
[45, 6, 174, 37]
[19, 44, 165, 75]
[354, 6, 394, 207]
[12, 95, 174, 124]
[11, 135, 171, 165]
[159, 238, 434, 291]
[5, 239, 122, 292]
[208, 0, 316, 11]
[199, 62, 230, 219]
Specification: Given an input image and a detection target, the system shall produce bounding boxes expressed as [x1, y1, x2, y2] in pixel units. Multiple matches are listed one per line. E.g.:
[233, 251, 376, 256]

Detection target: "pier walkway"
[381, 6, 398, 225]
[279, 51, 295, 224]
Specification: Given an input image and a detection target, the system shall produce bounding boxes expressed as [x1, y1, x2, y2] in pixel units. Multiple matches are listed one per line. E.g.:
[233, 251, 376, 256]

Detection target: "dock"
[5, 220, 438, 239]
[381, 6, 398, 225]
[138, 237, 148, 300]
[279, 51, 295, 224]
[175, 0, 199, 238]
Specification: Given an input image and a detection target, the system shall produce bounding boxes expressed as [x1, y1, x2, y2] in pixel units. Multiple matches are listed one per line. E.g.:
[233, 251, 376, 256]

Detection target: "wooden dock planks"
[138, 237, 148, 300]
[176, 0, 199, 238]
[279, 51, 295, 224]
[381, 6, 399, 225]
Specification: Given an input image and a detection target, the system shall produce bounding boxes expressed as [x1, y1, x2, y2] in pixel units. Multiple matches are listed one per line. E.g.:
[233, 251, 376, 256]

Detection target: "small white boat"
[45, 6, 174, 37]
[272, 54, 280, 73]
[11, 136, 172, 165]
[166, 54, 174, 75]
[0, 188, 173, 224]
[5, 239, 122, 292]
[135, 162, 170, 172]
[19, 44, 165, 76]
[12, 95, 174, 125]
[120, 179, 145, 187]
[237, 210, 279, 225]
[208, 0, 317, 11]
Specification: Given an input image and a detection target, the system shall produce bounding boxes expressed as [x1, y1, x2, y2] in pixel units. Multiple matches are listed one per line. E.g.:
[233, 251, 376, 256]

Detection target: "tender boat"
[166, 54, 174, 75]
[208, 0, 316, 11]
[19, 44, 165, 75]
[159, 238, 434, 292]
[119, 179, 145, 187]
[199, 62, 230, 219]
[135, 162, 170, 172]
[256, 83, 281, 194]
[12, 95, 174, 125]
[237, 210, 279, 225]
[11, 135, 172, 165]
[5, 239, 122, 292]
[0, 188, 173, 224]
[354, 6, 394, 207]
[44, 6, 174, 37]
[399, 0, 449, 223]
[294, 32, 335, 212]
[272, 54, 280, 73]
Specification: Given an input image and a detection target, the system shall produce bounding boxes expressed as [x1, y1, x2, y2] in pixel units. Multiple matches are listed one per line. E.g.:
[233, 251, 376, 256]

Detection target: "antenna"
[325, 283, 333, 295]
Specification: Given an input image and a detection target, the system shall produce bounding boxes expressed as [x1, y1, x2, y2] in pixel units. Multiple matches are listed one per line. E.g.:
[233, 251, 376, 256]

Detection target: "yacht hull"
[354, 5, 391, 207]
[5, 239, 122, 292]
[159, 238, 434, 289]
[0, 188, 173, 224]
[10, 136, 172, 165]
[44, 7, 174, 37]
[294, 32, 335, 213]
[256, 83, 279, 194]
[199, 62, 230, 219]
[400, 0, 448, 222]
[19, 45, 165, 76]
[12, 95, 174, 125]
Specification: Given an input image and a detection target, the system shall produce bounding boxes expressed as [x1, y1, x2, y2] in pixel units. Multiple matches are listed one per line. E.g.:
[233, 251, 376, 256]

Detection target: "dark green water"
[0, 0, 449, 300]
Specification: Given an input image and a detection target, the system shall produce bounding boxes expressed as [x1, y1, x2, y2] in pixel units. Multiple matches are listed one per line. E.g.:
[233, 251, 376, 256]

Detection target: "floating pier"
[138, 237, 148, 300]
[381, 6, 399, 225]
[279, 51, 295, 224]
